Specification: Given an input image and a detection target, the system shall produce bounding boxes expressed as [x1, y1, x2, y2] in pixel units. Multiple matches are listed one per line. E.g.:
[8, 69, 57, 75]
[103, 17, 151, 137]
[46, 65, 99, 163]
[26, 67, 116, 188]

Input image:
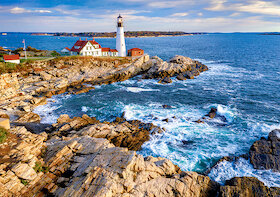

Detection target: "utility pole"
[23, 39, 27, 59]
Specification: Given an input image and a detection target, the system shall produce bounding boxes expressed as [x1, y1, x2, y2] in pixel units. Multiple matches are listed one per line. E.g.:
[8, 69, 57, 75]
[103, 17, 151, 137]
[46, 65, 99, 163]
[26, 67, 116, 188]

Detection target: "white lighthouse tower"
[116, 15, 126, 57]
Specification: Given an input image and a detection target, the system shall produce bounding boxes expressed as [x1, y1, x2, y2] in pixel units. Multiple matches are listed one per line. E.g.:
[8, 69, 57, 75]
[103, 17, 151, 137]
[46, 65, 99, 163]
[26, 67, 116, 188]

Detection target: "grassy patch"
[20, 179, 29, 186]
[33, 161, 49, 173]
[53, 55, 132, 66]
[0, 62, 32, 74]
[0, 127, 8, 144]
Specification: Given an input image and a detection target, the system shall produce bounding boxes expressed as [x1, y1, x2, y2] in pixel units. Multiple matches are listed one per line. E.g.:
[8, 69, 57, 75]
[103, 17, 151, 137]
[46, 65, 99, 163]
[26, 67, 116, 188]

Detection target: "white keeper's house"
[70, 38, 118, 57]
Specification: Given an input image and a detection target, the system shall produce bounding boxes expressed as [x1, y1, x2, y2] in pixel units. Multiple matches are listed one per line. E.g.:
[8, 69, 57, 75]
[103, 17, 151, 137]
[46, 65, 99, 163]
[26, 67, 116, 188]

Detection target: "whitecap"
[208, 158, 280, 187]
[126, 87, 160, 93]
[81, 106, 89, 112]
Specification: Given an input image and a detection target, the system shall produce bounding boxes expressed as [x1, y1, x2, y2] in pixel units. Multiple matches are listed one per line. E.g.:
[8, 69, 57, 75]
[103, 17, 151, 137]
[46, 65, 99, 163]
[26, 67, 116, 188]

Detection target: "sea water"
[3, 33, 280, 187]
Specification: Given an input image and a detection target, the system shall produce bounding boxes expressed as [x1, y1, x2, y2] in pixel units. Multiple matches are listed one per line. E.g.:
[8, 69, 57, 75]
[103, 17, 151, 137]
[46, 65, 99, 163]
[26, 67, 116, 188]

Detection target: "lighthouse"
[116, 15, 126, 57]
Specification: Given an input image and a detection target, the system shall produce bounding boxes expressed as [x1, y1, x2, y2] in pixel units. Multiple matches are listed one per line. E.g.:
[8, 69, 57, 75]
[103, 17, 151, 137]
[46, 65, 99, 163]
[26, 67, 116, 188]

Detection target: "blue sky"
[0, 0, 280, 32]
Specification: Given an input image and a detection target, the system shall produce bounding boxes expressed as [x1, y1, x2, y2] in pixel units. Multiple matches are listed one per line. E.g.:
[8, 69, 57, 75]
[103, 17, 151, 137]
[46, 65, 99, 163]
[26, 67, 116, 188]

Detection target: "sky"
[0, 0, 280, 32]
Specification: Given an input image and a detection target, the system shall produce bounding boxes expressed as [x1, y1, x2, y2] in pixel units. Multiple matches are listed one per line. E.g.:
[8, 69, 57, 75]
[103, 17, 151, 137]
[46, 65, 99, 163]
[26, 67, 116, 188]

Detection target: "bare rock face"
[220, 177, 280, 197]
[51, 114, 164, 151]
[14, 112, 41, 123]
[0, 126, 47, 196]
[249, 129, 280, 171]
[46, 136, 219, 197]
[0, 73, 20, 101]
[142, 55, 208, 83]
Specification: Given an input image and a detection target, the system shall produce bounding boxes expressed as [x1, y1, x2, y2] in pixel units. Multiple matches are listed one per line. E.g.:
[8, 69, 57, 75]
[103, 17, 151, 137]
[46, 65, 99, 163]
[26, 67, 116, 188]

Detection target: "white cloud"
[171, 12, 189, 17]
[230, 13, 241, 17]
[10, 7, 26, 14]
[206, 0, 280, 16]
[147, 0, 194, 8]
[10, 7, 52, 14]
[198, 12, 203, 16]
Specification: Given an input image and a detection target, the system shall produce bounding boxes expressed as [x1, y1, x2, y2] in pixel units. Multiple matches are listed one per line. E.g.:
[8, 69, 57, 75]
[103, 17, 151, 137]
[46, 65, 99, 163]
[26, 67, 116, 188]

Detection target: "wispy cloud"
[10, 7, 52, 14]
[171, 12, 189, 17]
[147, 0, 194, 8]
[206, 0, 280, 16]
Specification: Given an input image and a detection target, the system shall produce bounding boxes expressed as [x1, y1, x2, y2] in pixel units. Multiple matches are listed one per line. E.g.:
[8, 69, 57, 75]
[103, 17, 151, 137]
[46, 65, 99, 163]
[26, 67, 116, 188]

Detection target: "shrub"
[51, 51, 61, 57]
[33, 161, 49, 173]
[20, 179, 29, 186]
[0, 127, 8, 143]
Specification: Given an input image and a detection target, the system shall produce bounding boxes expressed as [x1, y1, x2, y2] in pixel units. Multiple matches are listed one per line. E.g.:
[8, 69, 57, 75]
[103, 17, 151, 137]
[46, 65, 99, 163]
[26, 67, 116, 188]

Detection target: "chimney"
[85, 38, 87, 41]
[79, 38, 81, 41]
[92, 37, 95, 41]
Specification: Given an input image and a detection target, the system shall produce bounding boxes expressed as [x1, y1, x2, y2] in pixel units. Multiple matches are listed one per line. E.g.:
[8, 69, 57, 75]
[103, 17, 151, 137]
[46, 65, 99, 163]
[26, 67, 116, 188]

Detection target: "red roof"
[65, 47, 71, 51]
[128, 48, 143, 52]
[110, 49, 118, 52]
[70, 39, 101, 52]
[3, 54, 20, 60]
[101, 48, 110, 52]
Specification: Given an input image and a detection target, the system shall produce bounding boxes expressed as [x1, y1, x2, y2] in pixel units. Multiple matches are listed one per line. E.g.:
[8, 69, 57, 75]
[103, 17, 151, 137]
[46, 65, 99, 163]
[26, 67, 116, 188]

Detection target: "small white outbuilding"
[3, 54, 20, 64]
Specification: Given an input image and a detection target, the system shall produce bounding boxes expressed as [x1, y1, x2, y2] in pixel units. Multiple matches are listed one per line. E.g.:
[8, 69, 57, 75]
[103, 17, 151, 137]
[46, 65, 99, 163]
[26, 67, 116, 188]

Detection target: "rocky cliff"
[0, 73, 19, 100]
[0, 126, 219, 197]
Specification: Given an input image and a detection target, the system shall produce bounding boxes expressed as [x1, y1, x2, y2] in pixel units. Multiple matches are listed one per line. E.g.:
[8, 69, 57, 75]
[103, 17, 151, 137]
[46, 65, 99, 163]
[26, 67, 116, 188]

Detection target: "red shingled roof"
[110, 49, 118, 52]
[65, 47, 71, 51]
[3, 54, 20, 60]
[101, 48, 110, 52]
[128, 48, 143, 51]
[70, 39, 101, 52]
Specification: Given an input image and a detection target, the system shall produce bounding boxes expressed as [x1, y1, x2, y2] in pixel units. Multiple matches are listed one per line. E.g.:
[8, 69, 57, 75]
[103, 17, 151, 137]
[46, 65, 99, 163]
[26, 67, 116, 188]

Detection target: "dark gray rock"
[249, 129, 280, 171]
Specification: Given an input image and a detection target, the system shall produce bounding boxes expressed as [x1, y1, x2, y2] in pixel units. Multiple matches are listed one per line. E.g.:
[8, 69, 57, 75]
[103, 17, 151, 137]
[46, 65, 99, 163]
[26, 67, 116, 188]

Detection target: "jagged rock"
[0, 118, 10, 130]
[162, 104, 172, 109]
[65, 119, 164, 151]
[220, 177, 280, 197]
[57, 114, 71, 124]
[176, 73, 187, 80]
[159, 76, 172, 84]
[162, 118, 169, 122]
[250, 129, 280, 171]
[46, 136, 219, 197]
[206, 107, 217, 119]
[184, 71, 195, 79]
[0, 113, 9, 119]
[142, 55, 208, 83]
[11, 163, 37, 180]
[15, 112, 41, 123]
[40, 71, 52, 81]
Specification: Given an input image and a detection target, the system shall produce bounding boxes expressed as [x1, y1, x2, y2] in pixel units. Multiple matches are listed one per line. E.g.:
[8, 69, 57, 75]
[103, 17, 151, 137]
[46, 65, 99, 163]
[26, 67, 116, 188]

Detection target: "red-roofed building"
[67, 38, 118, 57]
[3, 54, 20, 64]
[61, 47, 71, 55]
[127, 48, 144, 57]
[101, 48, 118, 56]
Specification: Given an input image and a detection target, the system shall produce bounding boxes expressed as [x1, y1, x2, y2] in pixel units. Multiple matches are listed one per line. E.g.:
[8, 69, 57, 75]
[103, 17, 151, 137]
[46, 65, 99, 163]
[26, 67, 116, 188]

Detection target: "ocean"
[2, 33, 280, 187]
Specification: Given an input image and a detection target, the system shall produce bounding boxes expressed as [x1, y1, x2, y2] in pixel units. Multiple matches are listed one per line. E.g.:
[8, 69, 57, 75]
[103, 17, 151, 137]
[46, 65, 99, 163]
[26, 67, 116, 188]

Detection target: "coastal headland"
[31, 31, 206, 38]
[0, 55, 279, 196]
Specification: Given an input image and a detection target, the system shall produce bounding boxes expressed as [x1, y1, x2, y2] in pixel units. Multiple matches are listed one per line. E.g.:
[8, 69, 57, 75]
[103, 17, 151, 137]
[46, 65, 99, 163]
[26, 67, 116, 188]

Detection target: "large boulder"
[220, 177, 280, 197]
[249, 129, 280, 171]
[46, 136, 219, 197]
[14, 112, 41, 123]
[142, 56, 208, 83]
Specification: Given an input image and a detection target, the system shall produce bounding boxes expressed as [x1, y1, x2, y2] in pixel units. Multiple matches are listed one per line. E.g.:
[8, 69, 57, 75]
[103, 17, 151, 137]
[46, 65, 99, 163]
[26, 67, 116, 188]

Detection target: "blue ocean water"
[2, 33, 280, 186]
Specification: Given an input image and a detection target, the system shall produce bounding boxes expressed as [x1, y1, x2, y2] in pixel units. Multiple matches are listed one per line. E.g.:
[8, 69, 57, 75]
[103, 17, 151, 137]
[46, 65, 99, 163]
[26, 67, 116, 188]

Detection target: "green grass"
[20, 179, 29, 186]
[0, 127, 8, 143]
[0, 62, 28, 74]
[33, 161, 49, 173]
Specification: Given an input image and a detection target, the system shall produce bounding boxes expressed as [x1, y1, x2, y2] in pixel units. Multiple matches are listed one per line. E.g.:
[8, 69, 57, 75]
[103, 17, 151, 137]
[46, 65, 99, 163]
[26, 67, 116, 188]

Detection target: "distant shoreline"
[31, 32, 206, 38]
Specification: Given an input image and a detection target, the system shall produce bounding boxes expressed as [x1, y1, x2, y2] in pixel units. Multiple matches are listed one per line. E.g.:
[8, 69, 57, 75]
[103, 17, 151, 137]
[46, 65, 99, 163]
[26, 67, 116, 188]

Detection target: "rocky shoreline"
[1, 55, 279, 196]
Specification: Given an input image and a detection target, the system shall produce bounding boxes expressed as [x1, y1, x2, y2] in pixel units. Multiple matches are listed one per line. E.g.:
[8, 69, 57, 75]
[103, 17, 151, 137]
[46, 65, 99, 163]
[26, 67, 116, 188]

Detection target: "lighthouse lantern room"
[116, 15, 126, 57]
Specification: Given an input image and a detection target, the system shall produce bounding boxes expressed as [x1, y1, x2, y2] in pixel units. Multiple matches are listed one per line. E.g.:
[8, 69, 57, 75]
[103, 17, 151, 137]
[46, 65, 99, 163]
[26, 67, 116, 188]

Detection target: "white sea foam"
[208, 158, 280, 187]
[81, 106, 89, 112]
[33, 99, 61, 124]
[126, 87, 160, 93]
